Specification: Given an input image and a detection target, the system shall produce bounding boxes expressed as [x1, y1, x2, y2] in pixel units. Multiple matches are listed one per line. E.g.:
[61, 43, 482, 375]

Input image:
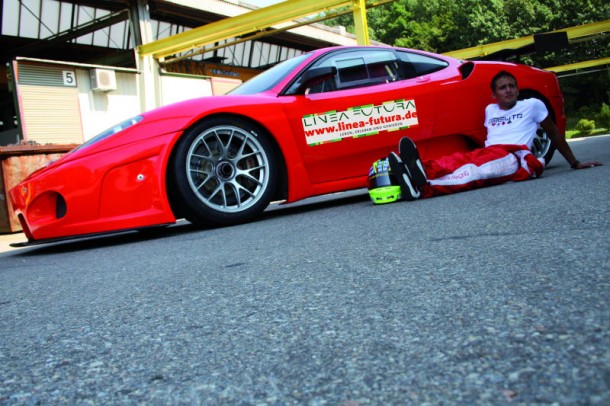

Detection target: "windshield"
[228, 53, 311, 95]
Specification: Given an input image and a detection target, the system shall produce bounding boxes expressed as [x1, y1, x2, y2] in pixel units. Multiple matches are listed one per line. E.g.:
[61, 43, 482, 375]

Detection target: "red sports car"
[9, 45, 565, 244]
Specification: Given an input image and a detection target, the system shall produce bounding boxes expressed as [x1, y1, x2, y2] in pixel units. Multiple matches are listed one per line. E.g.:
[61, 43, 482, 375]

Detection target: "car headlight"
[74, 115, 143, 152]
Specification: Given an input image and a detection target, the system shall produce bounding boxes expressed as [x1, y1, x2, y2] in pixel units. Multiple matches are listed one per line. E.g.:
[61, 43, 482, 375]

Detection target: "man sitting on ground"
[388, 70, 603, 200]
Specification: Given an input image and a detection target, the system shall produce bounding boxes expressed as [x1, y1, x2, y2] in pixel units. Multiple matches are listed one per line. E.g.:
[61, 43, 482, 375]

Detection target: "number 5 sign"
[62, 70, 76, 86]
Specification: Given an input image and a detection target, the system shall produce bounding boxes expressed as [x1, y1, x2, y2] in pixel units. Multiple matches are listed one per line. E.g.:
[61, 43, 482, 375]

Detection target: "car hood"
[22, 92, 281, 180]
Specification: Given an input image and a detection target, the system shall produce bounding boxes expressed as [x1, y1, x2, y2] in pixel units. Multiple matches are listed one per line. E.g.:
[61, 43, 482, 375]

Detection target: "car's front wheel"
[170, 117, 278, 226]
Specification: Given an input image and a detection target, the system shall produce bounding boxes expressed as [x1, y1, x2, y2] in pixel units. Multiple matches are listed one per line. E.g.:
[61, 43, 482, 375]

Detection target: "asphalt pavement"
[0, 135, 608, 404]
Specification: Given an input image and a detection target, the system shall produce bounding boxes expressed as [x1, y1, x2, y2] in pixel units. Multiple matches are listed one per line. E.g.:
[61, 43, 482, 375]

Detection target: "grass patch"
[566, 128, 609, 139]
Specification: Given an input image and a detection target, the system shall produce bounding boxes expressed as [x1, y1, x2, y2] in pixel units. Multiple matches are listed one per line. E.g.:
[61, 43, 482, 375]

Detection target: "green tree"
[324, 0, 608, 58]
[322, 0, 610, 122]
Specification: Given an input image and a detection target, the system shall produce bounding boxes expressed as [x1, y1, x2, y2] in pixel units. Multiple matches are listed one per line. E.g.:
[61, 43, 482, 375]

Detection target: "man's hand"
[539, 117, 603, 170]
[572, 161, 603, 169]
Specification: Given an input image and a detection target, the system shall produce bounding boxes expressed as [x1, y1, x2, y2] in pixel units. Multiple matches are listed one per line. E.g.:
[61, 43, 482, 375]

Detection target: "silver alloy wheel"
[531, 125, 552, 159]
[185, 125, 270, 213]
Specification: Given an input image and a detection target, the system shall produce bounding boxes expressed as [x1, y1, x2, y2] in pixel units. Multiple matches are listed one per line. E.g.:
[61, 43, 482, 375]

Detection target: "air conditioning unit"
[90, 68, 117, 92]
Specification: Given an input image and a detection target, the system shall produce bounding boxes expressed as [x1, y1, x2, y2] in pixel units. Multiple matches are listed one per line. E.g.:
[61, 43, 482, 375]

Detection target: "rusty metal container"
[0, 144, 77, 233]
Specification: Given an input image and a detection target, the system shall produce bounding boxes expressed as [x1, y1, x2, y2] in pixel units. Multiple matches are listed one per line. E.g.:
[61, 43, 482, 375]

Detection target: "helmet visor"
[368, 171, 394, 189]
[368, 158, 396, 190]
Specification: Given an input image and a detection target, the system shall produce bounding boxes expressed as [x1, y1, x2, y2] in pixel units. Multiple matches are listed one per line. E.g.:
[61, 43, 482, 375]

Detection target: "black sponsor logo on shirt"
[489, 113, 523, 126]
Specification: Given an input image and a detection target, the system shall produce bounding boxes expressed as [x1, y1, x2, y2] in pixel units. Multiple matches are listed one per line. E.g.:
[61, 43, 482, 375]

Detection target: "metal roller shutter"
[17, 63, 84, 145]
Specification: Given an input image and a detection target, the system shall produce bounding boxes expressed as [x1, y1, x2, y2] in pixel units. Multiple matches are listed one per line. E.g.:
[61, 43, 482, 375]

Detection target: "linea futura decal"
[302, 99, 419, 146]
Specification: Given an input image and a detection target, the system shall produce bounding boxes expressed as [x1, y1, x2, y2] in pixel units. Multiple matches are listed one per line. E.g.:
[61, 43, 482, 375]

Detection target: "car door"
[281, 48, 449, 185]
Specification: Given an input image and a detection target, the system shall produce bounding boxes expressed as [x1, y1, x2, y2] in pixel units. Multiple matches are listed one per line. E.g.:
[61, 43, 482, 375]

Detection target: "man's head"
[491, 70, 519, 110]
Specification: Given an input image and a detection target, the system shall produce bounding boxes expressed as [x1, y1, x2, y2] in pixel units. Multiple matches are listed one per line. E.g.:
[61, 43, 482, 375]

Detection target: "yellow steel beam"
[139, 0, 354, 59]
[560, 19, 610, 39]
[159, 0, 395, 65]
[443, 19, 610, 60]
[352, 0, 370, 45]
[159, 4, 359, 65]
[547, 57, 610, 73]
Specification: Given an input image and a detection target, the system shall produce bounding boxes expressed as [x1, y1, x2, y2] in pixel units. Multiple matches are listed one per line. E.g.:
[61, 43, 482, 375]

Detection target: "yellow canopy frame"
[138, 0, 375, 61]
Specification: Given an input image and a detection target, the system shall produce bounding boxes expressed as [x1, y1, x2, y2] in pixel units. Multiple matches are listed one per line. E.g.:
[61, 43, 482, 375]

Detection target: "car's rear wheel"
[531, 124, 556, 164]
[171, 117, 278, 226]
[520, 92, 556, 165]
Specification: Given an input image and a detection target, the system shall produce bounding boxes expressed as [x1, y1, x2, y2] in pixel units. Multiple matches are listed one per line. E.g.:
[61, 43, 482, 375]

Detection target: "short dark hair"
[491, 70, 517, 91]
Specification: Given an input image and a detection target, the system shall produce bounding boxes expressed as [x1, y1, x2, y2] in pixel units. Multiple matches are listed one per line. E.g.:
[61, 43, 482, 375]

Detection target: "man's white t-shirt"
[484, 98, 548, 148]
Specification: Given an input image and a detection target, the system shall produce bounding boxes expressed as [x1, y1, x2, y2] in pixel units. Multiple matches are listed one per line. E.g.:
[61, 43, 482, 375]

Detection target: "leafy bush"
[575, 119, 595, 135]
[599, 103, 610, 130]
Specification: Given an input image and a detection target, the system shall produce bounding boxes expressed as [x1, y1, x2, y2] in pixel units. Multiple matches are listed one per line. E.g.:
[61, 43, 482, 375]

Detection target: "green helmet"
[367, 157, 402, 204]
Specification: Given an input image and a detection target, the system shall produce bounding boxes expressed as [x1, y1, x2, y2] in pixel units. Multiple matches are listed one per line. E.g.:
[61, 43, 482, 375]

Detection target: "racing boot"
[388, 152, 421, 201]
[398, 137, 427, 189]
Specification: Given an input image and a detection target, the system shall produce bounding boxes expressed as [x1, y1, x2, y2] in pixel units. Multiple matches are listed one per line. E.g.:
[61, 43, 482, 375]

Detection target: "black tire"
[531, 123, 556, 165]
[170, 117, 278, 226]
[520, 93, 556, 165]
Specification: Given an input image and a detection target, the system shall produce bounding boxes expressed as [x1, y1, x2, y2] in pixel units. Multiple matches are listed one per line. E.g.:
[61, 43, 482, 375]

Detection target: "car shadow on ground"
[7, 190, 371, 256]
[2, 154, 589, 257]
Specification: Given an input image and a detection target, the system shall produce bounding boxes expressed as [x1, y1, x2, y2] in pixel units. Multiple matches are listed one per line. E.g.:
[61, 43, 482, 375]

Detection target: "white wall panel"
[77, 70, 141, 141]
[160, 75, 212, 106]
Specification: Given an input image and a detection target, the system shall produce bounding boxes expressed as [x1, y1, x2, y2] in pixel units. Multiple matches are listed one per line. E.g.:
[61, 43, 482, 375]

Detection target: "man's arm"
[539, 116, 603, 169]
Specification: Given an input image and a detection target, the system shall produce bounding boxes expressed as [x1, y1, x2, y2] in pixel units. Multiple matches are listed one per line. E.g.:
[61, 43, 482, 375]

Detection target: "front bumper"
[10, 134, 180, 242]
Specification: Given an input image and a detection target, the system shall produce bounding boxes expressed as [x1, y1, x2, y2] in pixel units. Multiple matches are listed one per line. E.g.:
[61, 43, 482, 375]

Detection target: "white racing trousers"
[421, 144, 545, 198]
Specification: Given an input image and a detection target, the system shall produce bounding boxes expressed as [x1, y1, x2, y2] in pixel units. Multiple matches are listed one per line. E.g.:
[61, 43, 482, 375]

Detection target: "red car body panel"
[9, 46, 566, 243]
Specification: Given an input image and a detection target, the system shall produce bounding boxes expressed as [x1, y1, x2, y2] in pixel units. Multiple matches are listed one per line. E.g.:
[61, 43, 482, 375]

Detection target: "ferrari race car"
[9, 45, 565, 244]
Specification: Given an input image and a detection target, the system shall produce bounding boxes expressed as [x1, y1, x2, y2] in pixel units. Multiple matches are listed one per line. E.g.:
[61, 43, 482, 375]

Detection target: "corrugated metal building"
[0, 0, 363, 145]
